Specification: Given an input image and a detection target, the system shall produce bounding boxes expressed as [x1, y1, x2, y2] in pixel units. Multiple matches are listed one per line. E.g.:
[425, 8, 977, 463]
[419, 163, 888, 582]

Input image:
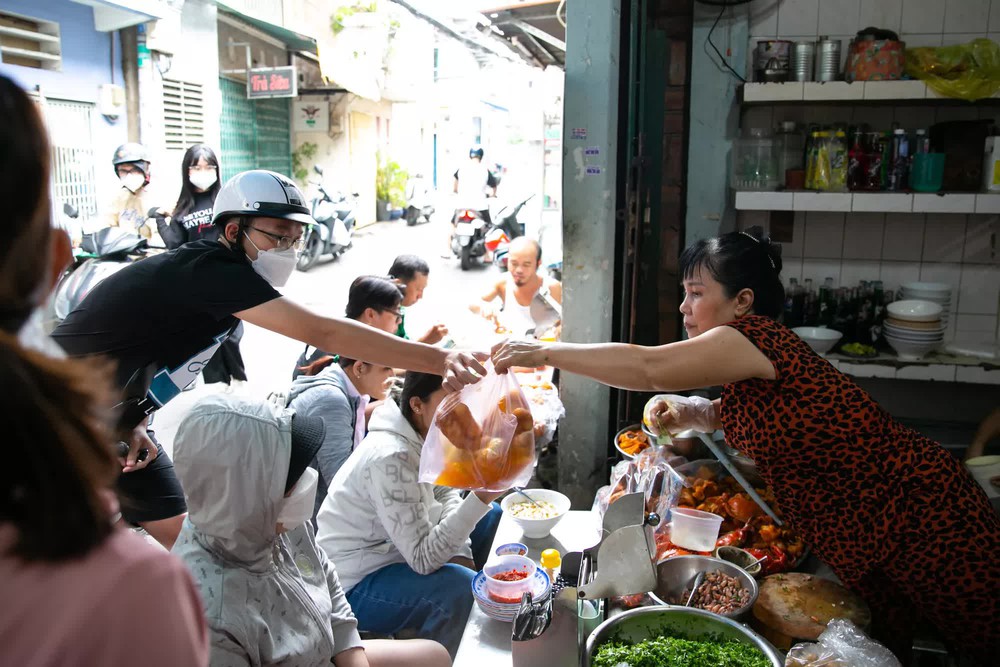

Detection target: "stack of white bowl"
[884, 300, 945, 360]
[899, 282, 952, 327]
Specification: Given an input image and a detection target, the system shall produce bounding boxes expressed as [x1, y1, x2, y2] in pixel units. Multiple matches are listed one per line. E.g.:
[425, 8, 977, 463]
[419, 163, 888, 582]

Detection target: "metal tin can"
[816, 37, 841, 82]
[754, 40, 792, 82]
[791, 41, 815, 82]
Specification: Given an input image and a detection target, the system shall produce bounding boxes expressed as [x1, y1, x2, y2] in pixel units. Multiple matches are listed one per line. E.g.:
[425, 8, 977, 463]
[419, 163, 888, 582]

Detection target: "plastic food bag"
[520, 379, 564, 449]
[905, 39, 1000, 101]
[785, 619, 901, 667]
[418, 363, 536, 492]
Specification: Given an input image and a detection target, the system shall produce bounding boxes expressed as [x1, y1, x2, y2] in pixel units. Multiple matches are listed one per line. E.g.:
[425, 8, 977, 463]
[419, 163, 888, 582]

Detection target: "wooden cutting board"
[751, 573, 871, 649]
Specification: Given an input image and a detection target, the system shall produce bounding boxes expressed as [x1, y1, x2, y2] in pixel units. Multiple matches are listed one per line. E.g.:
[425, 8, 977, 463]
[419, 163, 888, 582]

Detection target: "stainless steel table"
[454, 510, 601, 666]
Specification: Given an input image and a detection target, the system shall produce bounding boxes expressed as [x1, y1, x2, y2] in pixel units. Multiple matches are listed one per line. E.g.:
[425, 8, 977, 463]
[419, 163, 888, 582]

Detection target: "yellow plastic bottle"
[540, 548, 561, 582]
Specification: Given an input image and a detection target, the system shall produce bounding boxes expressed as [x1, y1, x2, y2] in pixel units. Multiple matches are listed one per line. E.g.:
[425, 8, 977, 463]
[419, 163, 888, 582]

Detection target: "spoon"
[685, 572, 705, 607]
[513, 487, 544, 507]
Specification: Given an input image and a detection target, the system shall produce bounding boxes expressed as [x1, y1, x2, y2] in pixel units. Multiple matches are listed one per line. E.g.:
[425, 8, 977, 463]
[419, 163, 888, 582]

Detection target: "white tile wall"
[880, 260, 922, 289]
[777, 0, 820, 36]
[944, 1, 992, 34]
[748, 0, 780, 37]
[859, 0, 904, 33]
[802, 258, 843, 285]
[803, 212, 846, 257]
[922, 214, 967, 263]
[818, 0, 861, 36]
[959, 265, 1000, 314]
[964, 216, 997, 263]
[992, 2, 1000, 32]
[920, 262, 964, 295]
[843, 213, 885, 259]
[901, 0, 947, 34]
[883, 213, 925, 260]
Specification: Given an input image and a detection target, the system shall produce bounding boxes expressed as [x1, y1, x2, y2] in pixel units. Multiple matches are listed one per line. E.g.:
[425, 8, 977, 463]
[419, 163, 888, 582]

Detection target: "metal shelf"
[741, 80, 1000, 105]
[734, 191, 1000, 214]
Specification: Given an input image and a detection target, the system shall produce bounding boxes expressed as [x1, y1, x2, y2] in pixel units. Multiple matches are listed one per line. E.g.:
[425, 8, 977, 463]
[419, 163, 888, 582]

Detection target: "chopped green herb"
[593, 634, 770, 667]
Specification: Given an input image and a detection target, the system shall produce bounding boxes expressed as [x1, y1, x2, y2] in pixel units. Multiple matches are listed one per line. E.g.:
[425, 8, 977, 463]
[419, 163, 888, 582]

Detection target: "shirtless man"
[470, 237, 562, 339]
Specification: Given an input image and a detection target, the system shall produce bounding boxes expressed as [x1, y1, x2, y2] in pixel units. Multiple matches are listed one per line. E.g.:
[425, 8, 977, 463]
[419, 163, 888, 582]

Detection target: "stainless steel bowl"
[584, 606, 783, 667]
[614, 424, 651, 460]
[637, 424, 710, 461]
[648, 555, 759, 618]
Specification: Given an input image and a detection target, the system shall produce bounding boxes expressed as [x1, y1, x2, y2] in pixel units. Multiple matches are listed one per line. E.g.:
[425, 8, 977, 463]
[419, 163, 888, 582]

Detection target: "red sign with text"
[247, 67, 297, 99]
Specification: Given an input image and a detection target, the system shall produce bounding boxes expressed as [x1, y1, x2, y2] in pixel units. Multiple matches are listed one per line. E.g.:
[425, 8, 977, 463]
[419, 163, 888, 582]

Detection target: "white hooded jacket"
[316, 398, 490, 592]
[172, 395, 363, 667]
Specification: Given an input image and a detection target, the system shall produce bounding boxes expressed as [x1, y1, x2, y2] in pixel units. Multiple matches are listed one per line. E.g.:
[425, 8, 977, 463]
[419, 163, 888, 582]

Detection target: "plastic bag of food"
[418, 362, 536, 491]
[904, 38, 1000, 101]
[520, 379, 564, 449]
[786, 619, 901, 667]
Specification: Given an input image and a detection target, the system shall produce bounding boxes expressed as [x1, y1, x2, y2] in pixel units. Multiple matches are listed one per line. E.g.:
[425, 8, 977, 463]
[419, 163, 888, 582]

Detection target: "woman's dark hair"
[172, 144, 221, 220]
[0, 332, 118, 561]
[0, 75, 53, 332]
[345, 275, 403, 319]
[388, 255, 430, 282]
[400, 371, 444, 425]
[679, 226, 785, 319]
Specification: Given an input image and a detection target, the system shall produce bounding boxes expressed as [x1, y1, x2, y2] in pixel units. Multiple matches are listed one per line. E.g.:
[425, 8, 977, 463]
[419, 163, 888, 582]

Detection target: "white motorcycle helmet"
[212, 170, 314, 227]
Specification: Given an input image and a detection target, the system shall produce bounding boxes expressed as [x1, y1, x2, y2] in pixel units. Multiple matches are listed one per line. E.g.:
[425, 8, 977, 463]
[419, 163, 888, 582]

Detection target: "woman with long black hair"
[162, 144, 222, 249]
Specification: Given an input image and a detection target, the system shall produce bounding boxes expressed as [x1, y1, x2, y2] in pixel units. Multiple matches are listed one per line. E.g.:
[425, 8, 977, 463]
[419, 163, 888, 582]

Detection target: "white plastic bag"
[786, 619, 901, 667]
[418, 362, 536, 492]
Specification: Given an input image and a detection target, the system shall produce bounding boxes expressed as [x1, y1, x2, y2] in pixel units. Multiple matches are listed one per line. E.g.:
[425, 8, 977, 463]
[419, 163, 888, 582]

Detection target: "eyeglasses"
[383, 309, 403, 324]
[248, 226, 304, 252]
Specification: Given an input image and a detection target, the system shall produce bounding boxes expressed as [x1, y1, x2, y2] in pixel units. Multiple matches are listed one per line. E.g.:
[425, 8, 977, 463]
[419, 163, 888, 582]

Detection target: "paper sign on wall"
[293, 100, 330, 132]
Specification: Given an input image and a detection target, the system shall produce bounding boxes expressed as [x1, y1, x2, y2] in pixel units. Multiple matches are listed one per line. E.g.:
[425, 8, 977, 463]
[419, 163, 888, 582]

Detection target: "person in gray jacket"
[171, 394, 450, 667]
[288, 354, 395, 518]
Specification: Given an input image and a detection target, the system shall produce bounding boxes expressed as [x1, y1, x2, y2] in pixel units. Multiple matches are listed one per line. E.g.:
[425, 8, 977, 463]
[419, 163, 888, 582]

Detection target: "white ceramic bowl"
[792, 327, 843, 355]
[501, 489, 571, 539]
[886, 300, 943, 322]
[901, 281, 951, 295]
[884, 335, 941, 360]
[883, 323, 946, 339]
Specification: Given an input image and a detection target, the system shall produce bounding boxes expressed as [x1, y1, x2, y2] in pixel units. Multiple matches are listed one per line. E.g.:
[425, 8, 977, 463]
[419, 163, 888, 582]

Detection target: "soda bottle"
[847, 129, 867, 191]
[887, 128, 909, 191]
[865, 132, 884, 191]
[830, 130, 848, 191]
[814, 131, 832, 191]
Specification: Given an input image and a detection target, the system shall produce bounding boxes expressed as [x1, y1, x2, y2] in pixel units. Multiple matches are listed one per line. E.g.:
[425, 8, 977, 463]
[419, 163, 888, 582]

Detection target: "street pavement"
[153, 215, 505, 456]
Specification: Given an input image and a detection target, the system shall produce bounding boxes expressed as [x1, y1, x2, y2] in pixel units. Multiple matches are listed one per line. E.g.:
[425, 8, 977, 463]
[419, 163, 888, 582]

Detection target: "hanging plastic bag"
[419, 362, 536, 492]
[904, 39, 1000, 101]
[786, 619, 901, 667]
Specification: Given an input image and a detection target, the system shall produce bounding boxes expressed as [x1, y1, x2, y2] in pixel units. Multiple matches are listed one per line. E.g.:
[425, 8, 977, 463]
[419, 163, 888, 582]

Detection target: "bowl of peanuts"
[649, 555, 758, 619]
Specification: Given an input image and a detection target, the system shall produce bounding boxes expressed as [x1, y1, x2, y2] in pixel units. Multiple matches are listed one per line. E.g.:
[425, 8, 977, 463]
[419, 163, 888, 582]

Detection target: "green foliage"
[331, 1, 378, 35]
[292, 142, 319, 185]
[375, 153, 408, 207]
[593, 634, 771, 667]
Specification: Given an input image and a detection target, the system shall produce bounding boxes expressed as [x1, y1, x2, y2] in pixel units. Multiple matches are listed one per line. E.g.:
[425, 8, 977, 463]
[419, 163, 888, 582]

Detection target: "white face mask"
[277, 466, 318, 529]
[189, 171, 217, 191]
[244, 231, 298, 287]
[121, 173, 145, 194]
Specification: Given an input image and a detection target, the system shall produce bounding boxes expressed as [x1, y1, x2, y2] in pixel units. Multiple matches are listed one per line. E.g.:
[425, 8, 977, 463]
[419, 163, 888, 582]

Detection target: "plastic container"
[484, 555, 538, 604]
[910, 153, 945, 192]
[731, 130, 780, 191]
[777, 121, 805, 183]
[668, 507, 724, 552]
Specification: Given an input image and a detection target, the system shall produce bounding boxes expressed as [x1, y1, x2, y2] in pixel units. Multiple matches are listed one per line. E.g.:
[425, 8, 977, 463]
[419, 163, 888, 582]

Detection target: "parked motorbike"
[46, 226, 151, 332]
[404, 176, 434, 226]
[488, 194, 533, 271]
[297, 165, 357, 272]
[451, 207, 489, 271]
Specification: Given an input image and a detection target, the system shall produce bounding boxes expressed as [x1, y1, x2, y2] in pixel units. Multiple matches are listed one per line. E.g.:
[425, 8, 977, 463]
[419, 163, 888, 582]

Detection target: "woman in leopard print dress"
[492, 230, 1000, 664]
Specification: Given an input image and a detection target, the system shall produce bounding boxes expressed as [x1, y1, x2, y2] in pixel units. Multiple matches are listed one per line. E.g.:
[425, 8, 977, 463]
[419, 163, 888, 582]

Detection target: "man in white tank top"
[470, 238, 563, 339]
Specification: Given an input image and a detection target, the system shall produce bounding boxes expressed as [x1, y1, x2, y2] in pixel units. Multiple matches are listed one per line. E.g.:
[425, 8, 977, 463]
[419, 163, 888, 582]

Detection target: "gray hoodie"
[288, 364, 361, 517]
[316, 398, 489, 592]
[172, 395, 363, 667]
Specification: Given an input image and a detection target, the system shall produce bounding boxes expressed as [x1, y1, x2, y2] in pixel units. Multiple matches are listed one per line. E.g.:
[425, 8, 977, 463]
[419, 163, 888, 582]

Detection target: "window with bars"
[163, 79, 206, 150]
[0, 11, 60, 70]
[42, 99, 99, 225]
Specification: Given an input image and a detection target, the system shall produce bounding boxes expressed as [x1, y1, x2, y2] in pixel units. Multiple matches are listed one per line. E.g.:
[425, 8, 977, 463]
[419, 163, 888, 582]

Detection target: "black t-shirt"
[52, 240, 279, 408]
[164, 192, 218, 249]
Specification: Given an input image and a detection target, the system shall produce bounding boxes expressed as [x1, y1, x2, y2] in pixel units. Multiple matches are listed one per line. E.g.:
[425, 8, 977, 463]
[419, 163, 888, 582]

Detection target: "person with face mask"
[0, 73, 209, 667]
[105, 142, 163, 243]
[161, 144, 223, 250]
[171, 395, 451, 667]
[51, 169, 487, 550]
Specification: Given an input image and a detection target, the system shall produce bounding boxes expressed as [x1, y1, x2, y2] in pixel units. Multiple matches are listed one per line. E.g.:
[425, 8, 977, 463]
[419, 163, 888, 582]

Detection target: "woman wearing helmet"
[52, 169, 486, 549]
[106, 142, 163, 242]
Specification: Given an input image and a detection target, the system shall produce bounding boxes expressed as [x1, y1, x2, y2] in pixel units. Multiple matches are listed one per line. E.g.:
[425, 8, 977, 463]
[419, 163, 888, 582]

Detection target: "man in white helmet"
[52, 170, 486, 549]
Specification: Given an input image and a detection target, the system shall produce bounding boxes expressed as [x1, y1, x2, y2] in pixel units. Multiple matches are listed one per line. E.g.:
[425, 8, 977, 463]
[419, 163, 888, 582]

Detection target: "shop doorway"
[218, 77, 292, 182]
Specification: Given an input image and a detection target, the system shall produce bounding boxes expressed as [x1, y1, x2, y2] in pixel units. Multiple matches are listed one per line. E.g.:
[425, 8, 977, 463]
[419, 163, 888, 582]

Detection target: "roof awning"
[481, 1, 565, 68]
[70, 0, 169, 32]
[216, 1, 318, 53]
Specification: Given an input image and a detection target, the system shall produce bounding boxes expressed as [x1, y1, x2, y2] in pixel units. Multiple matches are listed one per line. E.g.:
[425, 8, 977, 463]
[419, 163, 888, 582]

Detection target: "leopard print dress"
[720, 315, 1000, 662]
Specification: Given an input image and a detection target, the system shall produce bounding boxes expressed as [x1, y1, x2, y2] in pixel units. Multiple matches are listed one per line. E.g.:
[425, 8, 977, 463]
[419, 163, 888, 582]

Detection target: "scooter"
[46, 226, 150, 332]
[451, 208, 489, 271]
[489, 194, 534, 271]
[297, 165, 357, 272]
[404, 176, 434, 226]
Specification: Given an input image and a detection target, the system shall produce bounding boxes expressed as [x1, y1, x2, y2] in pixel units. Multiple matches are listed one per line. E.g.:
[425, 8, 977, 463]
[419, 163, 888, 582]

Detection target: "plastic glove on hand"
[643, 394, 718, 437]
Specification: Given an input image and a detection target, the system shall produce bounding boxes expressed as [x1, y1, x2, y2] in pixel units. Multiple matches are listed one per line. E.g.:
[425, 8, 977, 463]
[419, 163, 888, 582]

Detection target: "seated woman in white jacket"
[171, 394, 450, 667]
[316, 372, 504, 658]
